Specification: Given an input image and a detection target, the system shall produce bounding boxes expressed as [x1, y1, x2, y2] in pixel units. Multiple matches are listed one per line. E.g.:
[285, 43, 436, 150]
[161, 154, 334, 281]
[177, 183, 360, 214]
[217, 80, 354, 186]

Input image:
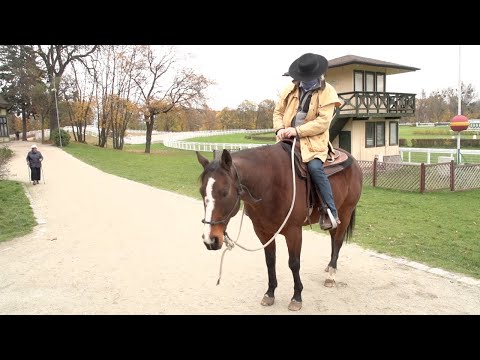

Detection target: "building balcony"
[336, 91, 416, 118]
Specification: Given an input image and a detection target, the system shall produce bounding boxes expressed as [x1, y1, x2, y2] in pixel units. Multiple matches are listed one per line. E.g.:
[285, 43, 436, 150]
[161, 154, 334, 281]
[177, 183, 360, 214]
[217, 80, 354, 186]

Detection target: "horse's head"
[196, 150, 242, 250]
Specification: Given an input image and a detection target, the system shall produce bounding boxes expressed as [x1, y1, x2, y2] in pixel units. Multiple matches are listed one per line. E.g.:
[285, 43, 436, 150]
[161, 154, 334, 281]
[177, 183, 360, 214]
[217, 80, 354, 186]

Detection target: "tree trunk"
[145, 114, 154, 154]
[21, 104, 27, 141]
[49, 101, 56, 140]
[49, 75, 61, 140]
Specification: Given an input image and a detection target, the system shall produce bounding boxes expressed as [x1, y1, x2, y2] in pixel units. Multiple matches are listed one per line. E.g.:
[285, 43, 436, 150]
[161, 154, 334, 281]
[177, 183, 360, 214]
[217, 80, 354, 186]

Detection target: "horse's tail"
[345, 208, 356, 243]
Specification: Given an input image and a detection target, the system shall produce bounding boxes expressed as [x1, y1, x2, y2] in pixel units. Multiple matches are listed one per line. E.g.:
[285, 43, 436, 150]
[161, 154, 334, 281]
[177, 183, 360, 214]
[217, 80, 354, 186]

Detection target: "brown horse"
[196, 141, 363, 311]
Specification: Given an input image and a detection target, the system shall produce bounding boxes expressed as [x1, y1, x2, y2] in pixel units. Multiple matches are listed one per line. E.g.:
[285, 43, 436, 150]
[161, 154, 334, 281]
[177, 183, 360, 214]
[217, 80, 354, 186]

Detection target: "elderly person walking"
[26, 144, 43, 185]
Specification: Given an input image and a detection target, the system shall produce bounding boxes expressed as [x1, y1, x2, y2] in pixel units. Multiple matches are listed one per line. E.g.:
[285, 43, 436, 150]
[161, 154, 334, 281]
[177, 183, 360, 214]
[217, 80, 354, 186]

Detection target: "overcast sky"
[175, 45, 480, 111]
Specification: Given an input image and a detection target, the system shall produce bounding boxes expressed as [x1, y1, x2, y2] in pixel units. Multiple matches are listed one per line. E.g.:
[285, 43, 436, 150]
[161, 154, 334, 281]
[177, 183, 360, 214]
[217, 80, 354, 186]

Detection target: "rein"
[216, 137, 298, 285]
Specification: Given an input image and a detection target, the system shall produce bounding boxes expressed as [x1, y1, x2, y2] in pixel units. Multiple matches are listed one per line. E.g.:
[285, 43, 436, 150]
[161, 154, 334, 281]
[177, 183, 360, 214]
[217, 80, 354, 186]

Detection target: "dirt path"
[1, 141, 479, 314]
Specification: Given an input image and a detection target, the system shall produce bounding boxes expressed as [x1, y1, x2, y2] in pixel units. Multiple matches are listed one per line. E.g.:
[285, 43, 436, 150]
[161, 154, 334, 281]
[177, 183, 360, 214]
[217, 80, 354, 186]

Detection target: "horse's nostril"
[202, 234, 205, 240]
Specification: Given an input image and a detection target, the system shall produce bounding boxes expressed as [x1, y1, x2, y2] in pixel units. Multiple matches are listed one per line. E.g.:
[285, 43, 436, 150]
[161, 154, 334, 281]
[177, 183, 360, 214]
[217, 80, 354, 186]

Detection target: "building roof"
[328, 55, 420, 73]
[0, 94, 9, 107]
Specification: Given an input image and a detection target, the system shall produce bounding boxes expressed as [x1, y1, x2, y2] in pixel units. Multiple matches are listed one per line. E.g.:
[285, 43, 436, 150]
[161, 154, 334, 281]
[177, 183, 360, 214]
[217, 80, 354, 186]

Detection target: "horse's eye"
[222, 190, 228, 197]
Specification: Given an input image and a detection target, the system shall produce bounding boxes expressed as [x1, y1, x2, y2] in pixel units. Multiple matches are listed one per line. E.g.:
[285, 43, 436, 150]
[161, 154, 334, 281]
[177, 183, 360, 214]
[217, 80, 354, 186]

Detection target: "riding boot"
[307, 159, 341, 231]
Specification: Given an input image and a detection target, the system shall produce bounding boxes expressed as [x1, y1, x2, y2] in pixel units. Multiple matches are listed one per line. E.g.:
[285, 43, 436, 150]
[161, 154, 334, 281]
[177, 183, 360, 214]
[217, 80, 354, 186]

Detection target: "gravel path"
[1, 140, 479, 314]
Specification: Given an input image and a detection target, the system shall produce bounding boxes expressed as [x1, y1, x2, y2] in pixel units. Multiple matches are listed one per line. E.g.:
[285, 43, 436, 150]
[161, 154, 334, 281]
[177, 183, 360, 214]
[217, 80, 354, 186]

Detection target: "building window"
[354, 71, 386, 92]
[376, 73, 385, 92]
[366, 122, 375, 148]
[366, 121, 386, 148]
[354, 71, 363, 91]
[0, 117, 8, 137]
[365, 72, 375, 92]
[376, 122, 385, 146]
[389, 121, 398, 145]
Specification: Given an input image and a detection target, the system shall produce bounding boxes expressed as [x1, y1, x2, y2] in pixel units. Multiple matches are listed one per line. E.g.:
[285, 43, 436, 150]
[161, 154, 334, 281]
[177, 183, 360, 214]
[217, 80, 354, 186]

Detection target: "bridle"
[201, 162, 243, 226]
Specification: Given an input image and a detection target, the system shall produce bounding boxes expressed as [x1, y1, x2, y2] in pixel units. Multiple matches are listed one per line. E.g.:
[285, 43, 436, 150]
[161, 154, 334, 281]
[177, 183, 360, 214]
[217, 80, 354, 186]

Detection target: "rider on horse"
[274, 53, 342, 230]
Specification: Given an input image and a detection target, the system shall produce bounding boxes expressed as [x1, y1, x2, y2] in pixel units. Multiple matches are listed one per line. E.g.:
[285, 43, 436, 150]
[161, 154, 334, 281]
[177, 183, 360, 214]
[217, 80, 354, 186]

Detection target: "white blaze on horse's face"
[203, 177, 216, 245]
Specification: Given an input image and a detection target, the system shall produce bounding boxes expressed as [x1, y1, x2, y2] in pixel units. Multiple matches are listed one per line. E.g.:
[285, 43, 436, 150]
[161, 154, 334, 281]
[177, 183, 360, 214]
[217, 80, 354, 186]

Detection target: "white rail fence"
[400, 147, 480, 164]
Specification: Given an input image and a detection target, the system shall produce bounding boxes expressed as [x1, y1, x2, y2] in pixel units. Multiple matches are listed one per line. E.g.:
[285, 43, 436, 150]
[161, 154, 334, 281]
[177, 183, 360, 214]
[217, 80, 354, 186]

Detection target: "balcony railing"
[336, 91, 416, 118]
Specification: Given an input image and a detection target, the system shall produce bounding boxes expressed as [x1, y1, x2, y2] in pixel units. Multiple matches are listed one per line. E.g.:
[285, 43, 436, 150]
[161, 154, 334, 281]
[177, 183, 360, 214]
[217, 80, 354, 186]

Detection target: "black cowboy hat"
[288, 53, 328, 81]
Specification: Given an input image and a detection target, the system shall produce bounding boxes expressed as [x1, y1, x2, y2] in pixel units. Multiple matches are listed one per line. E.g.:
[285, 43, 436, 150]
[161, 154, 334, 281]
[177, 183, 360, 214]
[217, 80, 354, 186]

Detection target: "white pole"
[457, 45, 461, 163]
[458, 45, 462, 115]
[52, 75, 63, 148]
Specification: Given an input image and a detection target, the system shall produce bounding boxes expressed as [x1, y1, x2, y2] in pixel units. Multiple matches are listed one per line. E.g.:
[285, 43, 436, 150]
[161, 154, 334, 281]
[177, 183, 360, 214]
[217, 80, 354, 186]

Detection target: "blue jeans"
[307, 158, 338, 219]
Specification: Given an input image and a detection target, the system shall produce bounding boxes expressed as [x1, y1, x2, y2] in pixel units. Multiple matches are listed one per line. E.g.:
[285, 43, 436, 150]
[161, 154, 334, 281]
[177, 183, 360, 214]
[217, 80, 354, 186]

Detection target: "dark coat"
[26, 150, 43, 168]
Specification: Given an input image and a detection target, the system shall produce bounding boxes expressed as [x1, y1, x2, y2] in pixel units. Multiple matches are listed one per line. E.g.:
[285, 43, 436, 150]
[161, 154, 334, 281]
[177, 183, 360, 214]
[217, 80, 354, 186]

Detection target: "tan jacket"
[273, 81, 341, 163]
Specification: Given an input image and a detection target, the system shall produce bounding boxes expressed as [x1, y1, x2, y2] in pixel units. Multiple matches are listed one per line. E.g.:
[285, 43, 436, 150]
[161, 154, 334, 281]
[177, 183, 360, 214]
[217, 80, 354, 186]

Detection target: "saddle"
[280, 138, 353, 226]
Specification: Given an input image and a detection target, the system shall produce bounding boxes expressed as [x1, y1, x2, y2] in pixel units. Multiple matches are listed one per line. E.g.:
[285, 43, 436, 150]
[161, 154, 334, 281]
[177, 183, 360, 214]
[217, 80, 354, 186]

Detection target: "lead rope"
[216, 137, 298, 285]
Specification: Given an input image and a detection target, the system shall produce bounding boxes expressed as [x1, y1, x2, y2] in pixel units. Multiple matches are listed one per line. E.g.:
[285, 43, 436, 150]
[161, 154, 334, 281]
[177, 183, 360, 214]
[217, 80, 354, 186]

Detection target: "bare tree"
[34, 45, 99, 139]
[63, 61, 96, 142]
[133, 45, 212, 153]
[92, 46, 143, 149]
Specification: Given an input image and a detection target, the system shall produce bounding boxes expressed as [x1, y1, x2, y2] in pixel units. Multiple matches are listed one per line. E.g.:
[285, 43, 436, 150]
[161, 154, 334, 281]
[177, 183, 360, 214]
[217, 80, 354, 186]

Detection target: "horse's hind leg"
[324, 209, 353, 287]
[324, 229, 342, 287]
[261, 240, 277, 307]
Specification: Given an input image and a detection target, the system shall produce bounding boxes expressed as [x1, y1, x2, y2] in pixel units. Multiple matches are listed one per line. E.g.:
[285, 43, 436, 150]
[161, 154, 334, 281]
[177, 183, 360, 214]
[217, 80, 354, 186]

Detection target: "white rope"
[217, 137, 297, 285]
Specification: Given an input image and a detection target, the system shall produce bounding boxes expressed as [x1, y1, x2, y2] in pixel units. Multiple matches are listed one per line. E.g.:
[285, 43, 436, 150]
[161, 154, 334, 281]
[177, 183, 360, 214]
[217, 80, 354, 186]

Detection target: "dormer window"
[354, 70, 386, 92]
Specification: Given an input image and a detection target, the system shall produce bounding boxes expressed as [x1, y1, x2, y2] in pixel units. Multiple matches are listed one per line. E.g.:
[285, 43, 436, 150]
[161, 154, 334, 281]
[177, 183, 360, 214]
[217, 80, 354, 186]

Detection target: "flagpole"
[457, 45, 461, 163]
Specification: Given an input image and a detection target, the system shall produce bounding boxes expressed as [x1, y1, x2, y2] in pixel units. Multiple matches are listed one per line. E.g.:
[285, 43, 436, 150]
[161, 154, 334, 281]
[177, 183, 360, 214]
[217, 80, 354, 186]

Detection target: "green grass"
[0, 180, 36, 242]
[354, 186, 480, 278]
[400, 125, 480, 147]
[62, 141, 480, 279]
[3, 130, 479, 278]
[64, 142, 209, 200]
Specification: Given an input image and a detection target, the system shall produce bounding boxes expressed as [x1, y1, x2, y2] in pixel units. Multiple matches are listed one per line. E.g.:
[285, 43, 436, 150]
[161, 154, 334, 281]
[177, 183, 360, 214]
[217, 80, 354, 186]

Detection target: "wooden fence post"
[420, 162, 425, 193]
[450, 160, 455, 191]
[373, 158, 377, 187]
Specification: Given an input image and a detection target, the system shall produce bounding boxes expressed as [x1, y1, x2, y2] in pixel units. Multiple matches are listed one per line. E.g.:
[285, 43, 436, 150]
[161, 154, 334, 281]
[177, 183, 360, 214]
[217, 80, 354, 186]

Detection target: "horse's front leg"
[260, 240, 277, 307]
[285, 227, 303, 311]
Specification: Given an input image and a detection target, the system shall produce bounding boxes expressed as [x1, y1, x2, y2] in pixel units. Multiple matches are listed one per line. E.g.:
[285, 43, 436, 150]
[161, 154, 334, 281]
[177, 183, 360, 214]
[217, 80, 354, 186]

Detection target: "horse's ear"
[196, 151, 210, 169]
[221, 149, 232, 170]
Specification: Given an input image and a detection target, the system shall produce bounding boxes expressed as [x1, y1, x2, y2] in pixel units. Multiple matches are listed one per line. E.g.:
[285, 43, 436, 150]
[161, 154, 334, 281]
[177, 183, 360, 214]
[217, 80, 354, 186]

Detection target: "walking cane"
[27, 164, 31, 184]
[41, 166, 46, 184]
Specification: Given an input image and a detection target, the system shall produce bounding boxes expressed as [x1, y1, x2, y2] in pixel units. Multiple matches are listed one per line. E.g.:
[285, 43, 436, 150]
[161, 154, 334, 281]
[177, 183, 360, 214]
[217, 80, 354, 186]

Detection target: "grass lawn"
[0, 180, 36, 242]
[61, 140, 480, 279]
[3, 130, 479, 278]
[354, 186, 480, 278]
[400, 125, 480, 147]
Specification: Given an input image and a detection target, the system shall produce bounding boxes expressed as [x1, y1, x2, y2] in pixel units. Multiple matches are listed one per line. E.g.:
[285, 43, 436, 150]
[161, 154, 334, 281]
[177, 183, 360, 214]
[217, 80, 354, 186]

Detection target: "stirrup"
[326, 209, 338, 229]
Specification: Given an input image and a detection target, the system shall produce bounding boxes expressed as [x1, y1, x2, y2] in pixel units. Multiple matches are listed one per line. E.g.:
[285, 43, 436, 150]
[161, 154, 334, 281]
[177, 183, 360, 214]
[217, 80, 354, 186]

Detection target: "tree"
[34, 45, 99, 139]
[256, 99, 275, 129]
[92, 45, 142, 149]
[237, 100, 257, 129]
[132, 45, 212, 153]
[441, 82, 477, 118]
[0, 45, 43, 140]
[63, 62, 96, 142]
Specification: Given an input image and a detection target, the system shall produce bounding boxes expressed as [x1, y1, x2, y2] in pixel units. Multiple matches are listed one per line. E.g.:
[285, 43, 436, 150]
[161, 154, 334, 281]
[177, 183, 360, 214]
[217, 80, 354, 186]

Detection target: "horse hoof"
[288, 300, 302, 311]
[324, 279, 336, 288]
[324, 266, 329, 272]
[261, 295, 275, 306]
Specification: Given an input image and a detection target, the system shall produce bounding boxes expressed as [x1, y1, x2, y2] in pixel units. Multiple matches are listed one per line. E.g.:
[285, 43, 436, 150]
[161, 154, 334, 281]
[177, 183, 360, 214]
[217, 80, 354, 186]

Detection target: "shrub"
[52, 128, 71, 147]
[0, 145, 14, 180]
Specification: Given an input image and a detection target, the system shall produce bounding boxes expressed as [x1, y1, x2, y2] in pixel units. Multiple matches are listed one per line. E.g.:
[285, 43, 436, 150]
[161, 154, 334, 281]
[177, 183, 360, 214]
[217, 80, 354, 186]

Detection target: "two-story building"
[326, 55, 419, 161]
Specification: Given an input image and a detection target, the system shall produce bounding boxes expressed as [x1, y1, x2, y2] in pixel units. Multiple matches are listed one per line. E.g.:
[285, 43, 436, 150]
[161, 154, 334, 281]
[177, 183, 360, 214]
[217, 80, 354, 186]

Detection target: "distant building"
[326, 55, 420, 161]
[468, 119, 480, 130]
[0, 95, 10, 143]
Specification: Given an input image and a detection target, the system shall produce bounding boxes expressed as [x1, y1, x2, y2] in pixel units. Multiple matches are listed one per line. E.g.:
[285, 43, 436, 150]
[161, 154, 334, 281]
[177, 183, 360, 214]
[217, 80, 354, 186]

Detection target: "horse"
[196, 141, 363, 311]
